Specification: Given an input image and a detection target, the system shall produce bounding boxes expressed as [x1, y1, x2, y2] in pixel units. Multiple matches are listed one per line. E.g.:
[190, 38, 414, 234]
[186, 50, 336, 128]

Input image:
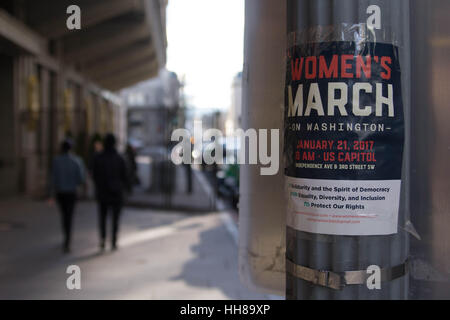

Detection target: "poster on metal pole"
[284, 31, 405, 235]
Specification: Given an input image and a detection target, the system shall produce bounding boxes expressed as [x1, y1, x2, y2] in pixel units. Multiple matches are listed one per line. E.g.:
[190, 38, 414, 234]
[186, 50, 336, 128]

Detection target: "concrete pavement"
[0, 198, 268, 300]
[126, 159, 216, 212]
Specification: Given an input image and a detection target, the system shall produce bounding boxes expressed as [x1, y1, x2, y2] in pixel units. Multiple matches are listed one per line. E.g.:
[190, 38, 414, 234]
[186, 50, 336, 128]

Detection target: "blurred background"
[2, 0, 449, 301]
[0, 0, 265, 299]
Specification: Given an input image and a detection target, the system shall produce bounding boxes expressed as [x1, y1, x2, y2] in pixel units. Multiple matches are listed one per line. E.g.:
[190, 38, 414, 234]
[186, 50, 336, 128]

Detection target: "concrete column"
[0, 53, 18, 196]
[73, 83, 82, 138]
[20, 57, 41, 196]
[239, 0, 286, 296]
[38, 66, 51, 195]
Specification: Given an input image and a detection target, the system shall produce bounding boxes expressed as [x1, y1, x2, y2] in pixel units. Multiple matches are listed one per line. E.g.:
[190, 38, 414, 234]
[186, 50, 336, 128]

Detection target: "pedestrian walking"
[51, 139, 85, 253]
[92, 134, 127, 251]
[124, 142, 139, 195]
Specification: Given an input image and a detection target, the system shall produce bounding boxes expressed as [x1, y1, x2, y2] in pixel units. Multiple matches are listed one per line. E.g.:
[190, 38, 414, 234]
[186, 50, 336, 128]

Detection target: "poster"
[284, 41, 404, 235]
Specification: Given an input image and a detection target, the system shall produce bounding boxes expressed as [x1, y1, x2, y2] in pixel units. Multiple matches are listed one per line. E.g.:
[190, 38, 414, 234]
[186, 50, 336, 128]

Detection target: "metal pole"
[286, 0, 410, 299]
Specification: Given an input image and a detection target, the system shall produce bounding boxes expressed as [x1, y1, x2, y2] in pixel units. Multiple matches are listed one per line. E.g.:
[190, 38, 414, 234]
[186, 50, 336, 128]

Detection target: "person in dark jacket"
[92, 134, 127, 251]
[51, 139, 85, 253]
[124, 143, 138, 194]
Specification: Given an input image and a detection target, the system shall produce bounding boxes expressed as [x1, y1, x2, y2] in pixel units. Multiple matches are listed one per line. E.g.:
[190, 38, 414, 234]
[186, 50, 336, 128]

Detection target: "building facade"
[0, 0, 167, 197]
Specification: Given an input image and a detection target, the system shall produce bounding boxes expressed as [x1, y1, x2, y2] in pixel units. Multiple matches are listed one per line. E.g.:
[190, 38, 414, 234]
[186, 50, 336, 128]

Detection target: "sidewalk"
[126, 161, 216, 212]
[0, 198, 268, 300]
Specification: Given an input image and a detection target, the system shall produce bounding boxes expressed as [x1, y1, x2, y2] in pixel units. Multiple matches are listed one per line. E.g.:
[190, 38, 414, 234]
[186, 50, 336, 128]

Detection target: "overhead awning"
[0, 0, 167, 91]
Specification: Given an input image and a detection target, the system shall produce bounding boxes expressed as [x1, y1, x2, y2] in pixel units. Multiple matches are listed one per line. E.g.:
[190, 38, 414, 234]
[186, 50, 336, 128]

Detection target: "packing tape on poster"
[284, 23, 405, 236]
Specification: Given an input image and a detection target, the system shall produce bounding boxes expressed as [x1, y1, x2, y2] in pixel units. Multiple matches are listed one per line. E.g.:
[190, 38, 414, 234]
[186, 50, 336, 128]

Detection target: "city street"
[0, 198, 267, 300]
